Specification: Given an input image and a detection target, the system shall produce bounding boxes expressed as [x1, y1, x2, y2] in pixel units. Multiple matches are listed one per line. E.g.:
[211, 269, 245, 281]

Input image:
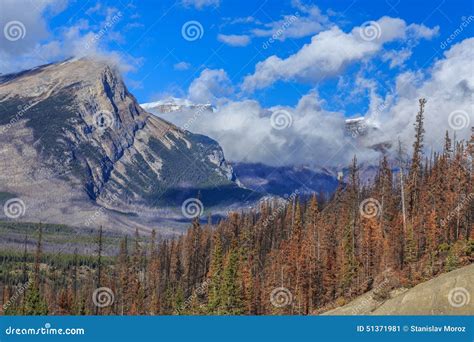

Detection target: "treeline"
[1, 99, 473, 315]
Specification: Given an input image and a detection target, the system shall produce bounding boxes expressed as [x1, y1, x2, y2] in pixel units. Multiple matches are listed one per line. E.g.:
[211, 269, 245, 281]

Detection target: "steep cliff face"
[0, 58, 250, 233]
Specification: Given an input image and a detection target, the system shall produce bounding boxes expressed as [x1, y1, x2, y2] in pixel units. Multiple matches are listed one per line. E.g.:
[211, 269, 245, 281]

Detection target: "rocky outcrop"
[322, 264, 474, 315]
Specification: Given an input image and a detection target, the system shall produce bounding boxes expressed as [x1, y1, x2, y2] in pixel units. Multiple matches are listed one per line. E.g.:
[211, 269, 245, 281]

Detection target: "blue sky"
[0, 0, 472, 167]
[1, 0, 472, 112]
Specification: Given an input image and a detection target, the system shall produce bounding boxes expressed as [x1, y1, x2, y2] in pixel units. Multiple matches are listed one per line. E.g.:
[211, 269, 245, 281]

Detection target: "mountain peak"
[0, 58, 248, 233]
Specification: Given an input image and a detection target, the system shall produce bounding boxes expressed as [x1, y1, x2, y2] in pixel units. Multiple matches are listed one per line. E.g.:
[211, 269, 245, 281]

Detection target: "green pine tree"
[221, 242, 244, 315]
[206, 235, 224, 314]
[23, 281, 48, 315]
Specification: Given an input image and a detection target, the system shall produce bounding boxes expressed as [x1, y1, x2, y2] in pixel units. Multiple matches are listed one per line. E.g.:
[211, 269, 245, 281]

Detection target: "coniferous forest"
[1, 100, 473, 315]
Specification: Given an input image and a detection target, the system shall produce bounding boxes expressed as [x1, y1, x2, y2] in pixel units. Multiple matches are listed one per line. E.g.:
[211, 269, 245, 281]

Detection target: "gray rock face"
[0, 58, 248, 234]
[323, 264, 474, 315]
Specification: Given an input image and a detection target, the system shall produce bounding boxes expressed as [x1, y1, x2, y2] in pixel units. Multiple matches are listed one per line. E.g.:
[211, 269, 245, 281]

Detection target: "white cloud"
[182, 0, 219, 10]
[188, 68, 233, 103]
[174, 61, 191, 70]
[154, 38, 472, 169]
[217, 34, 250, 47]
[252, 3, 329, 41]
[153, 90, 360, 167]
[0, 1, 138, 74]
[242, 16, 438, 92]
[369, 38, 473, 152]
[0, 0, 67, 60]
[382, 48, 413, 68]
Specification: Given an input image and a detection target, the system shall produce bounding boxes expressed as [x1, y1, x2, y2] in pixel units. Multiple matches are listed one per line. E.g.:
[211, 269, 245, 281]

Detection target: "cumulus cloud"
[0, 0, 68, 72]
[0, 0, 67, 55]
[252, 3, 329, 41]
[0, 1, 139, 74]
[188, 68, 233, 103]
[217, 34, 251, 47]
[151, 38, 471, 169]
[154, 90, 362, 167]
[242, 16, 438, 92]
[369, 38, 473, 152]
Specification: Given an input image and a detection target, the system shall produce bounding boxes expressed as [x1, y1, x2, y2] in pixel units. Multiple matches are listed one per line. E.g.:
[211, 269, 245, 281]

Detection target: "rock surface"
[322, 264, 474, 315]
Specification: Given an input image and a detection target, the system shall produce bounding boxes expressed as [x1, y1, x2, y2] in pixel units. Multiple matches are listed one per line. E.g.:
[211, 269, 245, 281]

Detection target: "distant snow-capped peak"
[141, 97, 215, 114]
[345, 116, 380, 137]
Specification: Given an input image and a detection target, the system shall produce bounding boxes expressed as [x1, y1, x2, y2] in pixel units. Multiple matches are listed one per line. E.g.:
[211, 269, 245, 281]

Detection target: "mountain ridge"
[0, 58, 253, 234]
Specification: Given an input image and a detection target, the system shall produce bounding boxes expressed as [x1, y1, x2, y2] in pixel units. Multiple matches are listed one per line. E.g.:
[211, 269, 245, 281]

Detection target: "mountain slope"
[231, 162, 339, 197]
[322, 264, 474, 315]
[0, 58, 252, 234]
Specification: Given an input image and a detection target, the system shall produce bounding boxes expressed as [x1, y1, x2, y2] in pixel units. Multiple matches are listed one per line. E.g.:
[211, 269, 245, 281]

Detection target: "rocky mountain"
[0, 58, 253, 235]
[322, 264, 474, 315]
[231, 162, 339, 197]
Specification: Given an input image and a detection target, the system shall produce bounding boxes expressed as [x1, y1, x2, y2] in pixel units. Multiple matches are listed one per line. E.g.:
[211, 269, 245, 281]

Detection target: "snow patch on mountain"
[141, 97, 215, 114]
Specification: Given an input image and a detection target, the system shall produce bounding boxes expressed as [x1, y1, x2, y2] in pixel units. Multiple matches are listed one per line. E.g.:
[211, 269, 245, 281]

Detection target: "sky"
[0, 0, 473, 168]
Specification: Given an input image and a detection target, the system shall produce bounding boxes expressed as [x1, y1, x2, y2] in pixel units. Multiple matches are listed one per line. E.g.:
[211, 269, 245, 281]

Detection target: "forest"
[1, 99, 473, 315]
